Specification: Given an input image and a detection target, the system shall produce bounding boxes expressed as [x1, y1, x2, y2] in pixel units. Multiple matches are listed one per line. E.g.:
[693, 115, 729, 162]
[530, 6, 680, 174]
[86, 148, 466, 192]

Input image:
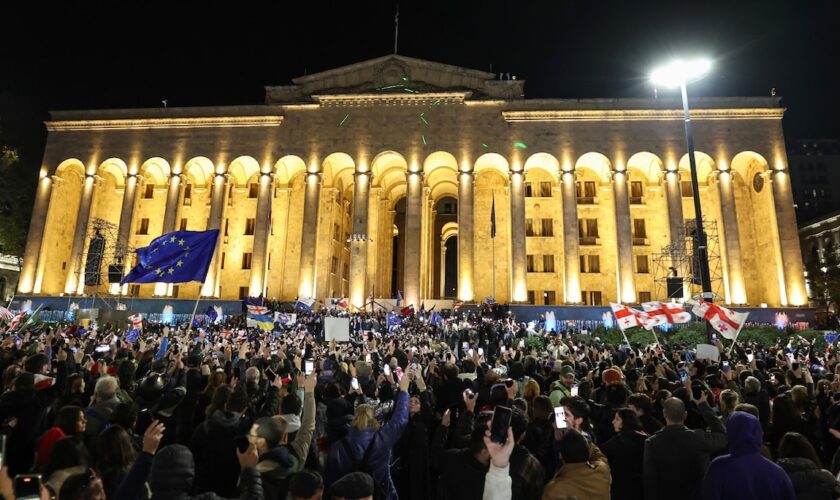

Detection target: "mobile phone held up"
[679, 369, 690, 383]
[490, 405, 512, 444]
[554, 406, 568, 429]
[351, 377, 360, 391]
[383, 364, 391, 377]
[304, 359, 315, 376]
[570, 385, 579, 397]
[14, 474, 41, 500]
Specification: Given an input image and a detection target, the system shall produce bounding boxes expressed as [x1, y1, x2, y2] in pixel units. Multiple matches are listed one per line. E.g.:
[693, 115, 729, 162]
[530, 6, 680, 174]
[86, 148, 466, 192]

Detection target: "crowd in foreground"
[0, 307, 839, 499]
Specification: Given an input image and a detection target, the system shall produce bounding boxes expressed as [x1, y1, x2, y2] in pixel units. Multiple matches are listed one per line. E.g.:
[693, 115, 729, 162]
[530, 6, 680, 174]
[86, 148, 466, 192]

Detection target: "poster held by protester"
[696, 343, 720, 361]
[324, 317, 350, 342]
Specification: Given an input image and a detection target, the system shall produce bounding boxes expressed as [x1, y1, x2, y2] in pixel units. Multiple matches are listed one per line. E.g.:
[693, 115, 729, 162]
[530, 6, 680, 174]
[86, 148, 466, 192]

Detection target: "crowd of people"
[0, 306, 839, 499]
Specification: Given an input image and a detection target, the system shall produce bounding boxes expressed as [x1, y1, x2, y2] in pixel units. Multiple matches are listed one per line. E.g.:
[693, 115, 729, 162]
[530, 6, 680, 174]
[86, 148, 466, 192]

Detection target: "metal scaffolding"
[68, 218, 135, 309]
[652, 217, 724, 302]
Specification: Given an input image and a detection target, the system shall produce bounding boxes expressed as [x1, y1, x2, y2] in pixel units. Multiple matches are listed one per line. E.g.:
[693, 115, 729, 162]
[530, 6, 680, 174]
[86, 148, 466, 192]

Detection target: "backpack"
[340, 434, 387, 500]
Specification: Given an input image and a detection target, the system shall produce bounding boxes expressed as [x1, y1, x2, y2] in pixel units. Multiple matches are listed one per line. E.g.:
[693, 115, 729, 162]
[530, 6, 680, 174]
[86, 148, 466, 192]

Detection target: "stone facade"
[19, 55, 807, 308]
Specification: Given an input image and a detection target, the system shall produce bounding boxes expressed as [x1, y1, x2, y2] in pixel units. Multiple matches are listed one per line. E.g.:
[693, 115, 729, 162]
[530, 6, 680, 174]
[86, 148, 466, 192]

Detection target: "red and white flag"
[454, 301, 464, 310]
[246, 304, 269, 315]
[0, 307, 13, 321]
[641, 301, 692, 327]
[337, 298, 349, 309]
[690, 300, 749, 340]
[128, 313, 143, 329]
[7, 310, 27, 330]
[610, 303, 650, 332]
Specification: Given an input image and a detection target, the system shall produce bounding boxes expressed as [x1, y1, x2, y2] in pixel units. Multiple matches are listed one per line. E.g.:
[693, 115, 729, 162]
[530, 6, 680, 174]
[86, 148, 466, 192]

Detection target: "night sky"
[1, 1, 838, 170]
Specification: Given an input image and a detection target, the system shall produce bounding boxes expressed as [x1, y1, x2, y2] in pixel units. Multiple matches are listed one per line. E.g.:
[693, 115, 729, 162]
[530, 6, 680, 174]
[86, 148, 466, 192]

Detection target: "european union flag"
[122, 230, 220, 284]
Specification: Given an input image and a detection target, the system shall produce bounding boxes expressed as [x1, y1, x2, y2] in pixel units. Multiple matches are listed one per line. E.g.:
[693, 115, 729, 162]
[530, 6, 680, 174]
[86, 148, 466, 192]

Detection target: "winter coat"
[327, 391, 410, 500]
[778, 457, 840, 500]
[522, 418, 557, 479]
[542, 442, 611, 500]
[0, 388, 55, 475]
[702, 412, 795, 500]
[190, 410, 251, 497]
[393, 391, 433, 500]
[643, 401, 728, 500]
[600, 429, 647, 500]
[509, 445, 545, 500]
[148, 444, 263, 500]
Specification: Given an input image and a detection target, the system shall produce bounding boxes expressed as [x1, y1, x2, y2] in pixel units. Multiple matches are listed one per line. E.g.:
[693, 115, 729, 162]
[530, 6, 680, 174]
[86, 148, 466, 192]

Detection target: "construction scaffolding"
[652, 217, 724, 302]
[67, 218, 135, 310]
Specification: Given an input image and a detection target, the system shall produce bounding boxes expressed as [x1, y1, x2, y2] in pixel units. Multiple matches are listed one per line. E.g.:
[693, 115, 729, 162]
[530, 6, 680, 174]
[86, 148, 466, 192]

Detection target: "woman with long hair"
[36, 406, 86, 469]
[58, 373, 88, 409]
[204, 383, 233, 418]
[95, 425, 138, 498]
[42, 437, 90, 496]
[193, 370, 227, 427]
[777, 432, 840, 499]
[600, 408, 647, 500]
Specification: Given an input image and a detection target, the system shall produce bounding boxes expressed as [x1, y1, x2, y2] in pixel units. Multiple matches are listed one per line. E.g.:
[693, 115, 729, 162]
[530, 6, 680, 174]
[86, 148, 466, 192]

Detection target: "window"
[576, 181, 597, 203]
[630, 181, 644, 204]
[636, 255, 649, 273]
[245, 218, 256, 235]
[342, 263, 349, 280]
[331, 256, 338, 274]
[589, 291, 603, 306]
[137, 218, 150, 235]
[681, 180, 694, 198]
[527, 290, 536, 304]
[580, 255, 600, 273]
[242, 252, 252, 270]
[172, 285, 180, 299]
[540, 181, 552, 197]
[579, 219, 598, 244]
[267, 254, 271, 270]
[183, 184, 192, 206]
[224, 220, 229, 237]
[524, 182, 534, 197]
[143, 184, 155, 199]
[541, 219, 554, 237]
[543, 255, 555, 273]
[221, 252, 226, 270]
[128, 284, 140, 296]
[633, 219, 647, 245]
[527, 254, 537, 272]
[179, 218, 188, 231]
[248, 183, 259, 198]
[239, 286, 249, 299]
[443, 202, 455, 214]
[638, 291, 652, 303]
[333, 223, 341, 241]
[525, 218, 535, 237]
[544, 291, 556, 305]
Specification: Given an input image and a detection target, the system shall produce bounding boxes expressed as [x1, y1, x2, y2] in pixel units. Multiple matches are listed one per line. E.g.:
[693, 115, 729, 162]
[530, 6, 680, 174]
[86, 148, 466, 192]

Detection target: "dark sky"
[1, 0, 838, 169]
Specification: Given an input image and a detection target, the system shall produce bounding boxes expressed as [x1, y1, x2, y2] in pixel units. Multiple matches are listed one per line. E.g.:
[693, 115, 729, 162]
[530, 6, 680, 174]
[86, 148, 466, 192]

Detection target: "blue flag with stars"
[122, 230, 220, 284]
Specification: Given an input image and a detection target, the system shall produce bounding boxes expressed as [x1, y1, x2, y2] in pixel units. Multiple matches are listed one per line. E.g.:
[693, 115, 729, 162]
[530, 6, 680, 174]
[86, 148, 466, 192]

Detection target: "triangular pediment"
[265, 54, 524, 103]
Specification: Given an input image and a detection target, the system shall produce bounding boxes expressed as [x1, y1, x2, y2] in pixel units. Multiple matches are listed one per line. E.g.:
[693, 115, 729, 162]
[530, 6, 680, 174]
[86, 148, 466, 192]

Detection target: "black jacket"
[0, 388, 55, 475]
[148, 444, 263, 500]
[778, 457, 840, 500]
[601, 429, 647, 500]
[431, 424, 487, 500]
[191, 410, 251, 497]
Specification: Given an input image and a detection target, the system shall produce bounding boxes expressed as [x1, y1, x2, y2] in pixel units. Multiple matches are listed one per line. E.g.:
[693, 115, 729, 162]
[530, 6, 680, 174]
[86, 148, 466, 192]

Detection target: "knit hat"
[602, 367, 623, 385]
[330, 472, 374, 499]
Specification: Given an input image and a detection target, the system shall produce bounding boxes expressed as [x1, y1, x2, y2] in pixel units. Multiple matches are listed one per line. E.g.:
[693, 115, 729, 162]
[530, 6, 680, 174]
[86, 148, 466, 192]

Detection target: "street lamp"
[651, 58, 714, 303]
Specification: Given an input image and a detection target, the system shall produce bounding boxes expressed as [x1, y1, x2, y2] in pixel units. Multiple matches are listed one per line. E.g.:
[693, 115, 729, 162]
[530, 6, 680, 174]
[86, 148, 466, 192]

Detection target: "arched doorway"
[391, 198, 407, 297]
[433, 197, 458, 298]
[442, 236, 458, 297]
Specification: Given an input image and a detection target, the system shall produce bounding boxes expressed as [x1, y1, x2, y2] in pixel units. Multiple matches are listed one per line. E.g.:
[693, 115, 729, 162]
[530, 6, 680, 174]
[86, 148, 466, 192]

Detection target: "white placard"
[324, 317, 351, 342]
[696, 343, 720, 362]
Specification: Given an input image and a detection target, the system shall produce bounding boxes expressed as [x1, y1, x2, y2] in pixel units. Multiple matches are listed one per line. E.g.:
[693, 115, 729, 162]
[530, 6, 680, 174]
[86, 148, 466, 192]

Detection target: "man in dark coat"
[148, 444, 264, 500]
[643, 393, 727, 500]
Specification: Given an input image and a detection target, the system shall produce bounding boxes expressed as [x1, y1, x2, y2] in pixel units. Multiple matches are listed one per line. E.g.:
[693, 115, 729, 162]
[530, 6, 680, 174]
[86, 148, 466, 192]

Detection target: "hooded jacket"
[702, 411, 795, 500]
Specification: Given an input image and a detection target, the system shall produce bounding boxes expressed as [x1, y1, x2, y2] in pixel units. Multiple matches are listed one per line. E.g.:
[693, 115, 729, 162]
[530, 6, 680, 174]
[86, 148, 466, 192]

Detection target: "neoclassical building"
[18, 55, 807, 309]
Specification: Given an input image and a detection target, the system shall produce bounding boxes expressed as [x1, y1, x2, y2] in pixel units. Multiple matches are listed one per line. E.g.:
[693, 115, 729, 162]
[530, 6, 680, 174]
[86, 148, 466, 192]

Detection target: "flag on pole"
[454, 301, 464, 310]
[690, 300, 748, 340]
[246, 304, 269, 315]
[336, 298, 349, 309]
[429, 310, 444, 325]
[395, 290, 403, 307]
[640, 302, 692, 328]
[0, 307, 13, 321]
[128, 313, 143, 330]
[8, 310, 27, 330]
[155, 336, 169, 360]
[490, 194, 496, 239]
[122, 230, 220, 284]
[295, 297, 315, 313]
[247, 313, 274, 331]
[400, 305, 415, 317]
[610, 303, 650, 332]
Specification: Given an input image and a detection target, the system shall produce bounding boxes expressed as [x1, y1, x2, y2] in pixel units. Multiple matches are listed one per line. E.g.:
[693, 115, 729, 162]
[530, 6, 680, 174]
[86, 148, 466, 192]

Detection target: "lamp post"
[651, 58, 714, 303]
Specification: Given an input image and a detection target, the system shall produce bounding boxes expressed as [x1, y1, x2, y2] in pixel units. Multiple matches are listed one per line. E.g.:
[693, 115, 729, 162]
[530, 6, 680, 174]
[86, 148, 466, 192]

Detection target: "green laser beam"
[422, 135, 427, 145]
[339, 113, 350, 126]
[420, 115, 429, 125]
[514, 141, 528, 149]
[401, 76, 409, 81]
[481, 143, 489, 148]
[432, 99, 441, 105]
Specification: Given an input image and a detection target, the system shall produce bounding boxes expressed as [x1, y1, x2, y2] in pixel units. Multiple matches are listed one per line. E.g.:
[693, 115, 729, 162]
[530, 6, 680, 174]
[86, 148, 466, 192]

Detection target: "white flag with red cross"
[610, 303, 651, 332]
[690, 300, 749, 340]
[641, 301, 692, 327]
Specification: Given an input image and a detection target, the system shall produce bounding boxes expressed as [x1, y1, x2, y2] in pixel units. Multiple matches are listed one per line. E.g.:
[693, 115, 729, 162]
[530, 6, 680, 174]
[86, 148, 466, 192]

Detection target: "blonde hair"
[352, 404, 380, 431]
[523, 379, 540, 400]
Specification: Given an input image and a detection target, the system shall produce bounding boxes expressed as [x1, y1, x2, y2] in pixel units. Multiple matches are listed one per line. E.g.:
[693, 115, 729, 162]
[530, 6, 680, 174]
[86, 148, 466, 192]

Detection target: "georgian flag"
[246, 304, 269, 315]
[690, 300, 749, 340]
[7, 310, 27, 330]
[128, 313, 143, 330]
[0, 307, 14, 321]
[641, 302, 692, 327]
[336, 298, 349, 309]
[610, 303, 650, 332]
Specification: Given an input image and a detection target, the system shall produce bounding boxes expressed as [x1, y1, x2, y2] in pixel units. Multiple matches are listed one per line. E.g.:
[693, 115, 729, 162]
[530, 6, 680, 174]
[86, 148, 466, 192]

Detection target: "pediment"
[265, 54, 524, 103]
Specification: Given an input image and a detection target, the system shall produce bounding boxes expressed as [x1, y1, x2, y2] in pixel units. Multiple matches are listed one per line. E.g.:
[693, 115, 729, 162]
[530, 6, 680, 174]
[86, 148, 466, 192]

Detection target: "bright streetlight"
[651, 57, 714, 304]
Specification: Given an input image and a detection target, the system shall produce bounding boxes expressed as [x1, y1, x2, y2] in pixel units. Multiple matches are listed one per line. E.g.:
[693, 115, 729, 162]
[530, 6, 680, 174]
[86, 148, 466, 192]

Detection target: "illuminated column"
[201, 172, 228, 297]
[664, 170, 685, 248]
[116, 173, 139, 252]
[716, 171, 746, 304]
[298, 171, 322, 298]
[509, 169, 527, 301]
[64, 173, 97, 294]
[560, 170, 581, 303]
[771, 168, 808, 305]
[249, 171, 273, 297]
[404, 171, 423, 307]
[162, 173, 183, 233]
[440, 238, 447, 297]
[18, 173, 53, 294]
[349, 171, 371, 309]
[613, 170, 636, 303]
[458, 170, 474, 301]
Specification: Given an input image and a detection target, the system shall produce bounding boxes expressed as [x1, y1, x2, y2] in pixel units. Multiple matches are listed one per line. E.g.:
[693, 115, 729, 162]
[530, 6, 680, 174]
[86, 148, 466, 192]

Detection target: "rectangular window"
[589, 255, 600, 273]
[524, 182, 534, 197]
[221, 252, 226, 270]
[171, 285, 180, 299]
[630, 181, 644, 203]
[242, 252, 252, 270]
[525, 218, 535, 237]
[239, 286, 249, 299]
[333, 223, 341, 241]
[179, 218, 188, 231]
[636, 254, 649, 273]
[589, 291, 603, 306]
[638, 291, 652, 303]
[540, 181, 552, 197]
[343, 263, 349, 280]
[143, 184, 155, 199]
[576, 181, 596, 203]
[128, 284, 140, 296]
[541, 218, 554, 237]
[224, 219, 229, 237]
[245, 218, 256, 235]
[137, 218, 150, 235]
[543, 255, 555, 273]
[579, 219, 598, 244]
[183, 184, 192, 206]
[633, 219, 647, 238]
[248, 183, 259, 198]
[681, 180, 694, 198]
[526, 254, 537, 272]
[544, 290, 556, 305]
[527, 290, 536, 304]
[267, 254, 271, 270]
[331, 256, 338, 274]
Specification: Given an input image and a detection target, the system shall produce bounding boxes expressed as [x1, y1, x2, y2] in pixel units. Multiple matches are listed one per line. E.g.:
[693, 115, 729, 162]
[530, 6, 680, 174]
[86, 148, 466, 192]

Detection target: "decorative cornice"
[501, 108, 785, 123]
[312, 92, 470, 107]
[46, 115, 285, 131]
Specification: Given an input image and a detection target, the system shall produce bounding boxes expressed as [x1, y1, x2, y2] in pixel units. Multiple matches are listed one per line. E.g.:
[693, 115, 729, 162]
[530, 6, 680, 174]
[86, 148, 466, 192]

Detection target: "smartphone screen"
[500, 346, 506, 353]
[722, 361, 730, 372]
[679, 369, 689, 383]
[462, 342, 469, 350]
[351, 377, 360, 390]
[304, 360, 314, 375]
[0, 434, 5, 470]
[747, 353, 754, 363]
[383, 364, 391, 377]
[554, 407, 568, 429]
[395, 366, 403, 381]
[519, 340, 525, 349]
[14, 475, 41, 499]
[490, 405, 513, 444]
[478, 347, 484, 357]
[571, 385, 579, 397]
